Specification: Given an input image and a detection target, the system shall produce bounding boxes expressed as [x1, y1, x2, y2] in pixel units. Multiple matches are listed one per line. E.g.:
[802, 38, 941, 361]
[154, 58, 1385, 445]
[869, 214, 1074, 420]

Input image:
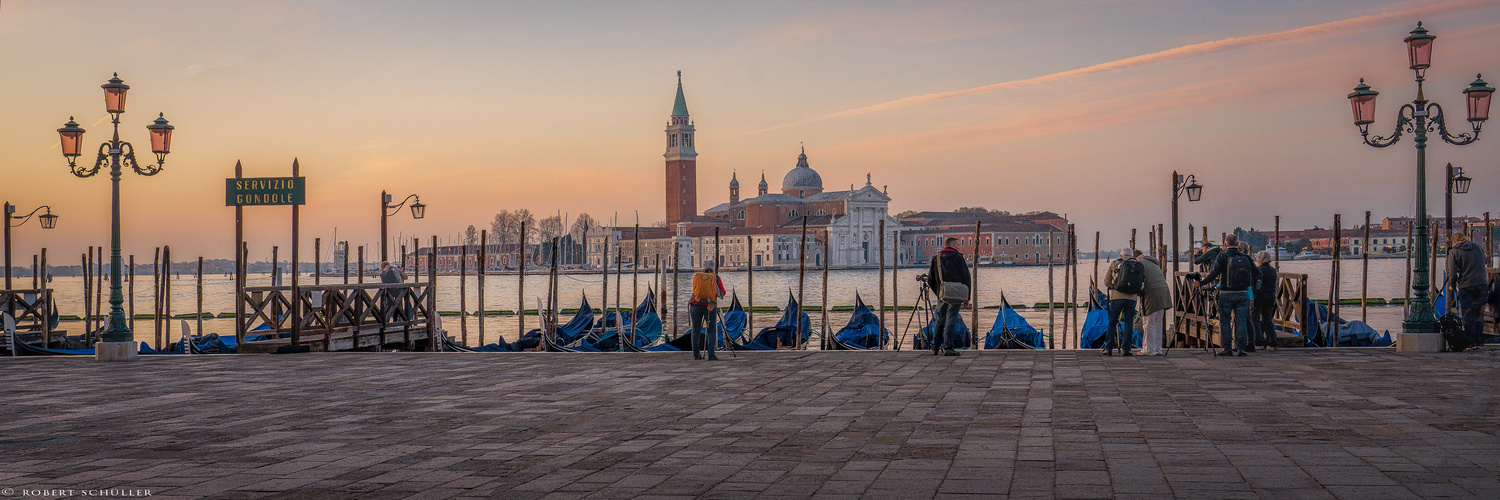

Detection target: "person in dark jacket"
[927, 238, 971, 356]
[1250, 251, 1279, 351]
[1193, 241, 1222, 272]
[1447, 233, 1489, 348]
[1197, 235, 1261, 357]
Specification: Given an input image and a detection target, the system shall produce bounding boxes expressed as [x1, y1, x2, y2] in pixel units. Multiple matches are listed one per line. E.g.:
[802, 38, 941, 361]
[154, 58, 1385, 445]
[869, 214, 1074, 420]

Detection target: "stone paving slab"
[0, 347, 1496, 499]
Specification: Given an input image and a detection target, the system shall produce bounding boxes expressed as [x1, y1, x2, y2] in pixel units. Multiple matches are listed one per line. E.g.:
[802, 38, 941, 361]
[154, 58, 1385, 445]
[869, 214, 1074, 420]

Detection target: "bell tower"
[665, 71, 697, 224]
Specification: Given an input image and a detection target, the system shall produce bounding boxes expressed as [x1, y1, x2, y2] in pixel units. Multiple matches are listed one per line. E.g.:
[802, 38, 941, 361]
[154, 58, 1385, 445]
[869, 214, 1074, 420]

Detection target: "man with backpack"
[1193, 241, 1221, 272]
[926, 238, 971, 356]
[1447, 232, 1489, 350]
[1103, 249, 1144, 356]
[1196, 234, 1261, 357]
[689, 264, 726, 360]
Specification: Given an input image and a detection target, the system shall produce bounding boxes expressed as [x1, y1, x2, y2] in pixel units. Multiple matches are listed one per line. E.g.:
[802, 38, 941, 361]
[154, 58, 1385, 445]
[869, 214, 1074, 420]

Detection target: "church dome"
[781, 147, 823, 196]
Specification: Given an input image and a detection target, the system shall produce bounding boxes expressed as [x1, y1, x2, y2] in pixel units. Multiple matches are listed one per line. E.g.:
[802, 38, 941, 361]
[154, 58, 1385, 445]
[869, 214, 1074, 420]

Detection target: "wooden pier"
[0, 288, 66, 349]
[236, 282, 437, 352]
[1171, 271, 1310, 348]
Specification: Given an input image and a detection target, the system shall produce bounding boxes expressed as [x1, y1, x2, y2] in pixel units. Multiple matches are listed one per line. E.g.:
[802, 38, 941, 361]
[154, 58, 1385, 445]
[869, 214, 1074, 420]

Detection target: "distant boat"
[1293, 250, 1328, 261]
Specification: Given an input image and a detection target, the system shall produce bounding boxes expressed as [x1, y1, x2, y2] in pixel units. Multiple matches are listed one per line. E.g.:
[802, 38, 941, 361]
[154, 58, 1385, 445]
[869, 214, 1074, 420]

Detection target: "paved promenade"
[1, 348, 1497, 499]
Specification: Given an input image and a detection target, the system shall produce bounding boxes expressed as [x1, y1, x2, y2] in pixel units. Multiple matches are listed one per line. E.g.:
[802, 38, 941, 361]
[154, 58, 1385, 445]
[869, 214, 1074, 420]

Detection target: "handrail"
[237, 282, 434, 350]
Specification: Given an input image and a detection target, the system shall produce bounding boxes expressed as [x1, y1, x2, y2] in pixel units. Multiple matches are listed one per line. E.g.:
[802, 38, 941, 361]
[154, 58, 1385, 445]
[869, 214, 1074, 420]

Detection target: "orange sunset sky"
[2, 0, 1499, 261]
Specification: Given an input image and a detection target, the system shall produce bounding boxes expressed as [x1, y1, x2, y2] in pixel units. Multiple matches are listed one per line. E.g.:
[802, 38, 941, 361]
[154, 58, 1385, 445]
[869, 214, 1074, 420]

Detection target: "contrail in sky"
[750, 0, 1498, 134]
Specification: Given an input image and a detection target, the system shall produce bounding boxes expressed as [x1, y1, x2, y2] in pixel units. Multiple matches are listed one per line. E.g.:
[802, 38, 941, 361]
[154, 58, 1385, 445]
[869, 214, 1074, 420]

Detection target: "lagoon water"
[35, 257, 1428, 347]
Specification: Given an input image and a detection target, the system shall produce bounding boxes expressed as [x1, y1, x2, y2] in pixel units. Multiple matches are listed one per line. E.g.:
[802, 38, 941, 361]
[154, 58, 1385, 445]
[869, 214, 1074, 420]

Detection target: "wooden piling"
[290, 159, 301, 347]
[127, 255, 135, 332]
[1130, 228, 1136, 252]
[549, 236, 560, 344]
[1405, 223, 1413, 316]
[877, 220, 885, 351]
[890, 228, 898, 351]
[601, 230, 609, 333]
[615, 247, 622, 349]
[152, 247, 159, 349]
[95, 246, 102, 339]
[477, 231, 488, 345]
[196, 257, 204, 342]
[1070, 225, 1080, 350]
[971, 221, 981, 349]
[429, 235, 439, 351]
[1274, 216, 1281, 269]
[671, 241, 679, 338]
[1328, 214, 1341, 347]
[746, 247, 753, 339]
[163, 246, 172, 349]
[798, 216, 808, 349]
[233, 160, 244, 345]
[460, 238, 468, 346]
[1187, 223, 1195, 270]
[518, 221, 526, 338]
[826, 228, 834, 351]
[1048, 228, 1055, 346]
[1362, 211, 1370, 323]
[632, 224, 640, 348]
[1486, 212, 1493, 267]
[314, 238, 321, 286]
[357, 246, 365, 284]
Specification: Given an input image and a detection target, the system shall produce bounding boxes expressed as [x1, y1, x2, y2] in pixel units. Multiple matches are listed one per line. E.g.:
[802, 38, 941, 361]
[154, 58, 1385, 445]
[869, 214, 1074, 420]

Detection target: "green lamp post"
[56, 73, 175, 362]
[1348, 22, 1491, 341]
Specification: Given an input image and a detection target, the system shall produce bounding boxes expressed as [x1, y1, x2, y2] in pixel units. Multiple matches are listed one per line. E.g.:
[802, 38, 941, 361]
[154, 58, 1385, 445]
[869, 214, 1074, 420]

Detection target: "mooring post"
[196, 256, 204, 345]
[877, 220, 884, 350]
[632, 225, 640, 349]
[827, 227, 834, 350]
[971, 221, 980, 349]
[1049, 228, 1055, 346]
[1363, 211, 1371, 323]
[1059, 228, 1067, 351]
[163, 246, 172, 349]
[890, 227, 898, 351]
[478, 231, 487, 346]
[1274, 216, 1281, 269]
[127, 255, 135, 332]
[1329, 214, 1341, 347]
[314, 238, 321, 286]
[798, 216, 808, 349]
[233, 160, 244, 346]
[460, 237, 468, 346]
[615, 247, 622, 350]
[290, 160, 301, 347]
[518, 221, 526, 339]
[152, 247, 159, 350]
[430, 235, 438, 351]
[1070, 225, 1080, 349]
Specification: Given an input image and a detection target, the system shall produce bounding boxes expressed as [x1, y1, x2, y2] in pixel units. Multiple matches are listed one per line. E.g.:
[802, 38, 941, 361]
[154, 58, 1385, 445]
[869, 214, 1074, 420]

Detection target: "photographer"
[926, 238, 970, 356]
[1195, 234, 1260, 357]
[1103, 249, 1143, 356]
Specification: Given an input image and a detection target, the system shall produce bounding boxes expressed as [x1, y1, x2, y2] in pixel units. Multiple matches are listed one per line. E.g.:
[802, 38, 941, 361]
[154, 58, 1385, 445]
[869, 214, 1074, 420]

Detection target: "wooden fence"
[238, 282, 435, 351]
[1, 288, 60, 348]
[1172, 272, 1309, 348]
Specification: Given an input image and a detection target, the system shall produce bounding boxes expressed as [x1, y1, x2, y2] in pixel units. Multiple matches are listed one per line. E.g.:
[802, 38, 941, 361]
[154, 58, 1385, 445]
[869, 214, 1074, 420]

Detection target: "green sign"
[226, 177, 306, 206]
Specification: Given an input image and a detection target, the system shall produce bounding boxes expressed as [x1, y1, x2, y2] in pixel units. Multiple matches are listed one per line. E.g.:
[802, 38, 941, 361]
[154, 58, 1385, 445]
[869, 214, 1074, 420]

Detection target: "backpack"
[691, 273, 719, 304]
[1224, 254, 1254, 290]
[1438, 313, 1471, 351]
[1110, 259, 1145, 295]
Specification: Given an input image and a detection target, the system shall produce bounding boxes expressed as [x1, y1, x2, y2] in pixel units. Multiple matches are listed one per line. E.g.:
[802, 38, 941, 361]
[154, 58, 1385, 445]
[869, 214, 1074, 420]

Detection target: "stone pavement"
[0, 347, 1497, 499]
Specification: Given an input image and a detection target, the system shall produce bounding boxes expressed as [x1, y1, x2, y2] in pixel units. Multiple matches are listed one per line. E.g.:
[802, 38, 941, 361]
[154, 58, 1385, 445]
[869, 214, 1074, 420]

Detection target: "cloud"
[750, 0, 1500, 134]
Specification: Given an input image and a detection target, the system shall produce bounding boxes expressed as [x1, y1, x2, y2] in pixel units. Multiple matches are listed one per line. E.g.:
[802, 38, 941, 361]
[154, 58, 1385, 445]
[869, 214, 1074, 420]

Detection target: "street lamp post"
[1444, 163, 1471, 313]
[1170, 171, 1203, 273]
[380, 191, 424, 263]
[56, 73, 175, 362]
[4, 204, 58, 290]
[1347, 22, 1492, 338]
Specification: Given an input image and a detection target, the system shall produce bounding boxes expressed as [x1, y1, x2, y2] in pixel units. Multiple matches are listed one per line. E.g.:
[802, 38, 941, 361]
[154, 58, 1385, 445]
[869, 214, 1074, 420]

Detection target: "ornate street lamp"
[56, 73, 174, 361]
[1348, 22, 1488, 337]
[4, 204, 58, 291]
[380, 191, 424, 262]
[1170, 172, 1203, 273]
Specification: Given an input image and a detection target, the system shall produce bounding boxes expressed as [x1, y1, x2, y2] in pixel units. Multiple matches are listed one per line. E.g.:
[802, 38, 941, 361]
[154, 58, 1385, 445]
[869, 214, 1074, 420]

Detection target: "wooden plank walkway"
[0, 348, 1496, 499]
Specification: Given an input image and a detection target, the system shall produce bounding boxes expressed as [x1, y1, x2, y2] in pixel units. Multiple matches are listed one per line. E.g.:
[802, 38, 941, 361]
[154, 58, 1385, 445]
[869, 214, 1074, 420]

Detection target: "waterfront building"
[896, 212, 1070, 266]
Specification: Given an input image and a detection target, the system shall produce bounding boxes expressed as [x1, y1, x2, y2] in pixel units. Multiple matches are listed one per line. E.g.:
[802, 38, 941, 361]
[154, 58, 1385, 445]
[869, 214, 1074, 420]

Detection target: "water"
[35, 257, 1425, 347]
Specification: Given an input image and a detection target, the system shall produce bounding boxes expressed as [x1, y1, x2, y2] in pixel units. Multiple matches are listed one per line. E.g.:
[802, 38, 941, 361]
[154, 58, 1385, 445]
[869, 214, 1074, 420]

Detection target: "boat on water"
[1293, 250, 1328, 260]
[829, 295, 885, 350]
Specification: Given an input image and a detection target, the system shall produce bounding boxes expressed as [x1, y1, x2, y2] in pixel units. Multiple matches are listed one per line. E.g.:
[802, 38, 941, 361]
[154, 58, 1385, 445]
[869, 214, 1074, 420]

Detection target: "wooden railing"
[1, 288, 54, 346]
[237, 283, 435, 351]
[1172, 272, 1309, 348]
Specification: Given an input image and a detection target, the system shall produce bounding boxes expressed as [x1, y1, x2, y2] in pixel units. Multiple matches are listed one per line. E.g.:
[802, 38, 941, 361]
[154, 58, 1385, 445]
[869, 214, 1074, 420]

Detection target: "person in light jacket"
[1134, 250, 1171, 356]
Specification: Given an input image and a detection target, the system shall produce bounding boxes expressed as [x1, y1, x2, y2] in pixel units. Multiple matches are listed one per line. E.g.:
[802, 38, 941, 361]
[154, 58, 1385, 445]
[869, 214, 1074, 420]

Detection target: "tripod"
[899, 279, 936, 352]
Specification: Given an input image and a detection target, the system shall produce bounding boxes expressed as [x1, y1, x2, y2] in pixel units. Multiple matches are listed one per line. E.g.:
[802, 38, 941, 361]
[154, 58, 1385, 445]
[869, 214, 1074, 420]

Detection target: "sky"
[1, 0, 1499, 262]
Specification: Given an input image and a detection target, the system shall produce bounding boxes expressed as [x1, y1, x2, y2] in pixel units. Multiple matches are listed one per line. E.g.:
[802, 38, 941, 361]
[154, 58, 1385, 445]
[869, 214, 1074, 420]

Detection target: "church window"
[670, 135, 677, 147]
[789, 210, 798, 218]
[737, 211, 745, 220]
[685, 134, 693, 147]
[818, 210, 825, 215]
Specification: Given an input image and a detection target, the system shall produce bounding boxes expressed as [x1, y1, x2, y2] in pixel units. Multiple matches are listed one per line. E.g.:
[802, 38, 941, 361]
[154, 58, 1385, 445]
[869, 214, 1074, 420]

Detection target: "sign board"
[226, 177, 305, 206]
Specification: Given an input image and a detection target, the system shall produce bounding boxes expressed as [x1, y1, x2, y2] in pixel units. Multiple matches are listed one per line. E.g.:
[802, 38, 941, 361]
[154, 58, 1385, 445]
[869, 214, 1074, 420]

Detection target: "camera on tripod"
[914, 273, 929, 284]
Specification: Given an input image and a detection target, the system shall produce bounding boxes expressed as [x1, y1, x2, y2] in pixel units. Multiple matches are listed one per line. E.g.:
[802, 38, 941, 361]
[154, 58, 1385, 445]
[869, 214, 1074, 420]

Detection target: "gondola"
[915, 313, 971, 350]
[735, 293, 811, 350]
[634, 294, 746, 352]
[829, 295, 884, 350]
[985, 298, 1045, 349]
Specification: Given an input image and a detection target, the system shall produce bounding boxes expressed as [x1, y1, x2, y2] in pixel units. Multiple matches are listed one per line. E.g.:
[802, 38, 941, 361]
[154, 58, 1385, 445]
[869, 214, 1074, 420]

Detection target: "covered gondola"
[736, 293, 811, 350]
[637, 294, 746, 352]
[985, 299, 1045, 349]
[915, 313, 971, 350]
[829, 295, 884, 350]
